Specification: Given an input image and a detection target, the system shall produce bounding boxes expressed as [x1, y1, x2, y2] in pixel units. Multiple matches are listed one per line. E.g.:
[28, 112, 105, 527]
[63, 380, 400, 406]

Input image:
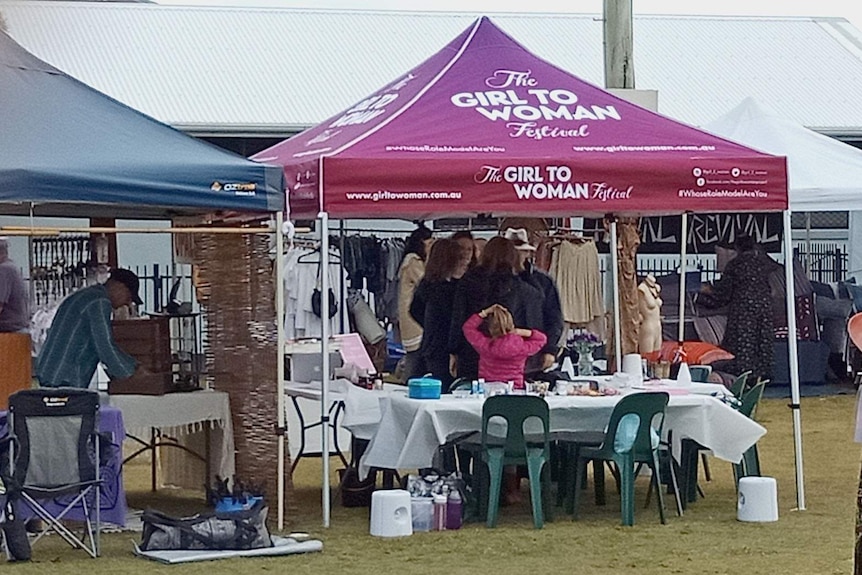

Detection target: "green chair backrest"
[738, 381, 766, 420]
[481, 395, 550, 458]
[598, 392, 670, 457]
[730, 370, 752, 399]
[688, 365, 711, 382]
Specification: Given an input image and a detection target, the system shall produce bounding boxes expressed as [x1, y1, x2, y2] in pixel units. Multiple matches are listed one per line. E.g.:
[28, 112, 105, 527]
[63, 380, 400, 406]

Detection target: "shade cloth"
[133, 536, 323, 564]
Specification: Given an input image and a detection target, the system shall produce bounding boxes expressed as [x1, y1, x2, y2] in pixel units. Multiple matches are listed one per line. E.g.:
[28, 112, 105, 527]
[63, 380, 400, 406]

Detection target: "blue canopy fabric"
[0, 30, 284, 218]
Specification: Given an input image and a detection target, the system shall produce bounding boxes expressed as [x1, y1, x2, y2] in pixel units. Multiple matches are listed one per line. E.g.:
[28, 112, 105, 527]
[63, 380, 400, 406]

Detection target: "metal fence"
[594, 241, 848, 286]
[793, 242, 848, 283]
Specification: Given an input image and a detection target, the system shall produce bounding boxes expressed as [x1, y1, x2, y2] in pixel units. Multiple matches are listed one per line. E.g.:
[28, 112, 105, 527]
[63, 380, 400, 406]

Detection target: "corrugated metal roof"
[3, 1, 862, 136]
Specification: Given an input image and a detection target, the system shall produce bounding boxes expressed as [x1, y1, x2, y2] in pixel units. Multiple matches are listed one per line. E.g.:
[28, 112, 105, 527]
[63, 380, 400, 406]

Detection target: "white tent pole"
[783, 209, 806, 510]
[678, 212, 689, 343]
[610, 219, 622, 372]
[319, 210, 332, 527]
[275, 210, 286, 530]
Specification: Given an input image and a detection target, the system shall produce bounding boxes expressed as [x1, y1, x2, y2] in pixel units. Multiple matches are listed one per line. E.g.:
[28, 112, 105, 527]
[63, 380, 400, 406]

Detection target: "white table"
[353, 384, 765, 480]
[286, 379, 405, 469]
[109, 390, 235, 490]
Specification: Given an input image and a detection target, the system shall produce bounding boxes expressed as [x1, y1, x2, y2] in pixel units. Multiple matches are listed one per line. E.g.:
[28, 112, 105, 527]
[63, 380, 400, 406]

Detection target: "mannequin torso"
[638, 275, 663, 354]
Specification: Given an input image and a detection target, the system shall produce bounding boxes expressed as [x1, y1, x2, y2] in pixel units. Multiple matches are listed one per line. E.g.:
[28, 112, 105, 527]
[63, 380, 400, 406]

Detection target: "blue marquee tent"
[0, 30, 284, 218]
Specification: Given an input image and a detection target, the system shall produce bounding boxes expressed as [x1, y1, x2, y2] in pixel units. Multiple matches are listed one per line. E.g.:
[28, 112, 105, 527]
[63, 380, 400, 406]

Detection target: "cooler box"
[408, 377, 441, 399]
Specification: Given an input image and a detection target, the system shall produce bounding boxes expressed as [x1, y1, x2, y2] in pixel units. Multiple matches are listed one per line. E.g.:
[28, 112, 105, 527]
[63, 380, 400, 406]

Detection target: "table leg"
[205, 424, 212, 484]
[290, 395, 307, 472]
[330, 401, 349, 468]
[151, 428, 157, 492]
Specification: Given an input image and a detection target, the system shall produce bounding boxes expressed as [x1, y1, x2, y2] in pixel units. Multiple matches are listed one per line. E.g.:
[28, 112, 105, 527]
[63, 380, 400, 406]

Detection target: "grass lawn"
[5, 392, 858, 574]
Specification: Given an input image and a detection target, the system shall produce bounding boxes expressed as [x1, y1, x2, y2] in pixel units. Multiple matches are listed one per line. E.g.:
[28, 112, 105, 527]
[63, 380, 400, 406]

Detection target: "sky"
[155, 0, 862, 31]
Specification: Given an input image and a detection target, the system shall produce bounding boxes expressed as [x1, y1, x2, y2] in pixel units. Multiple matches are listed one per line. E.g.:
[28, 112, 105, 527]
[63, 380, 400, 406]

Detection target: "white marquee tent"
[703, 96, 862, 511]
[704, 97, 862, 212]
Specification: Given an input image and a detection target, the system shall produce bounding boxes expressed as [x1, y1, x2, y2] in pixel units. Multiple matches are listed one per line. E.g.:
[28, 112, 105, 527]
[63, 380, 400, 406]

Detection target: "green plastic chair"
[729, 370, 753, 399]
[733, 381, 766, 483]
[688, 365, 712, 383]
[572, 392, 673, 526]
[480, 395, 552, 528]
[681, 376, 768, 504]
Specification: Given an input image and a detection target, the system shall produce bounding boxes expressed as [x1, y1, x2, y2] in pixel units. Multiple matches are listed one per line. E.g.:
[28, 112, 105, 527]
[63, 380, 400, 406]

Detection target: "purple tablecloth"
[0, 405, 128, 527]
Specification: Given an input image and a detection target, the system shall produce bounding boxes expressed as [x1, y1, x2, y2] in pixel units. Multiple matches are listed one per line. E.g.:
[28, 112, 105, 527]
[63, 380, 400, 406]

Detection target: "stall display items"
[109, 316, 174, 395]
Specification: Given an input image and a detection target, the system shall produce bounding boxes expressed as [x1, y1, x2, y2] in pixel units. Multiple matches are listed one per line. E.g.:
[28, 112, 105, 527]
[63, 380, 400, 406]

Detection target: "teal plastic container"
[408, 377, 442, 399]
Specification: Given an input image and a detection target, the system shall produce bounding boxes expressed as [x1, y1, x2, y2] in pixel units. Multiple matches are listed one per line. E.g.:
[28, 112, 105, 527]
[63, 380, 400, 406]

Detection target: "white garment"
[282, 247, 349, 339]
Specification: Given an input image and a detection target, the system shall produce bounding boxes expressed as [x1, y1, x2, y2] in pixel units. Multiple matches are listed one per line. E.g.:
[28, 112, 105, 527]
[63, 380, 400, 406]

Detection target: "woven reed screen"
[195, 232, 294, 511]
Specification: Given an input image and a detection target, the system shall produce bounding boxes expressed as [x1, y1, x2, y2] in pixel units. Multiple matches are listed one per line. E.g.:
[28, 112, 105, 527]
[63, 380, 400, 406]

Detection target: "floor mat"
[133, 536, 323, 564]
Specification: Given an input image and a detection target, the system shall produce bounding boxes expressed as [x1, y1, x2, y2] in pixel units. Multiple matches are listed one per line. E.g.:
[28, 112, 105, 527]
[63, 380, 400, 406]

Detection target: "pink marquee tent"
[256, 17, 805, 526]
[254, 17, 787, 220]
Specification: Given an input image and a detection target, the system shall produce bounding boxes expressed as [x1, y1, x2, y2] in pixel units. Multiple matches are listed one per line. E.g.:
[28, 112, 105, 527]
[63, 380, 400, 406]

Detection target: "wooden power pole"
[603, 0, 635, 90]
[603, 0, 641, 360]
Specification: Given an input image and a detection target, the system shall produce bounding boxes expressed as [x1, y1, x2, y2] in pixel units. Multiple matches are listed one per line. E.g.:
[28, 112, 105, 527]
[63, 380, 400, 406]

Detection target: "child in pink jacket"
[462, 304, 547, 390]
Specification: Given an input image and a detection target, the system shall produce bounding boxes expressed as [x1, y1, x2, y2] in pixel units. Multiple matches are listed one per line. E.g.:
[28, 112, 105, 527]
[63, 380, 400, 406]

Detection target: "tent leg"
[320, 211, 332, 527]
[678, 212, 689, 343]
[275, 211, 286, 530]
[784, 209, 806, 511]
[610, 219, 622, 373]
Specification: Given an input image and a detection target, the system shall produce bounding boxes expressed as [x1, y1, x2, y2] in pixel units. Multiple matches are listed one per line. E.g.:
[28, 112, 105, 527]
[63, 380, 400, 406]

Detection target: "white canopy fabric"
[704, 97, 862, 213]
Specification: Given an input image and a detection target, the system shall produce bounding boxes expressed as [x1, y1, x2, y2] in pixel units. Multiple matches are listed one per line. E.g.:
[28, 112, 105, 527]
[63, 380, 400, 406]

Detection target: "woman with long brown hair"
[409, 238, 463, 391]
[397, 224, 434, 380]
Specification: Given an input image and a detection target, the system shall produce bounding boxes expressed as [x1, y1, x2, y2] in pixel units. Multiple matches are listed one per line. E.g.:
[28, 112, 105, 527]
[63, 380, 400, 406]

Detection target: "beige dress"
[549, 240, 604, 325]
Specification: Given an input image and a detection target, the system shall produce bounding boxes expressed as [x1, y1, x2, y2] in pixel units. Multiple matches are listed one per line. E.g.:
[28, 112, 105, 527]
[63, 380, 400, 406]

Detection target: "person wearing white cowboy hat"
[501, 228, 564, 373]
[503, 228, 537, 252]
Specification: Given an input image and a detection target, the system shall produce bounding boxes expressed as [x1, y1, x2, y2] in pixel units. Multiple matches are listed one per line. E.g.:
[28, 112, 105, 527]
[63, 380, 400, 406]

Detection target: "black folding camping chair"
[4, 388, 102, 558]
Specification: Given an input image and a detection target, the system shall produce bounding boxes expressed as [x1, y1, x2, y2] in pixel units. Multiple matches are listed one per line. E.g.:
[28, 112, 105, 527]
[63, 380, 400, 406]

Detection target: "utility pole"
[603, 0, 635, 89]
[603, 0, 640, 363]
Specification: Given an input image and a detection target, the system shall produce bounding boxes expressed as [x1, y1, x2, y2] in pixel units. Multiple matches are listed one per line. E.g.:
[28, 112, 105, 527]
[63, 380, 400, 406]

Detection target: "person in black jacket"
[503, 228, 564, 374]
[409, 238, 463, 392]
[449, 237, 544, 381]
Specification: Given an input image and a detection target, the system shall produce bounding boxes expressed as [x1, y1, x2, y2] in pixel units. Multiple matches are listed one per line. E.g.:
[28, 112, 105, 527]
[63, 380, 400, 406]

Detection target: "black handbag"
[312, 258, 338, 319]
[312, 288, 338, 319]
[139, 500, 272, 551]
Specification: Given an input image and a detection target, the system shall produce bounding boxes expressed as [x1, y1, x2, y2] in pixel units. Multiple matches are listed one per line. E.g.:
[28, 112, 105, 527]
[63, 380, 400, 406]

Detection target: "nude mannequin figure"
[638, 273, 663, 354]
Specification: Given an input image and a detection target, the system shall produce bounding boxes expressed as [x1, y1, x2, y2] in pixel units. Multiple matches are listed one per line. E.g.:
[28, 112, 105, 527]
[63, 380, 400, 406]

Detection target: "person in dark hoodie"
[409, 238, 463, 392]
[503, 228, 564, 374]
[448, 236, 544, 381]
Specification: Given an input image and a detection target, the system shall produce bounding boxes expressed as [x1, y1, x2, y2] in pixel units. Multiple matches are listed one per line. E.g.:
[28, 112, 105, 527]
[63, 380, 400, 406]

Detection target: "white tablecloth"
[355, 386, 765, 480]
[109, 390, 235, 481]
[286, 379, 406, 441]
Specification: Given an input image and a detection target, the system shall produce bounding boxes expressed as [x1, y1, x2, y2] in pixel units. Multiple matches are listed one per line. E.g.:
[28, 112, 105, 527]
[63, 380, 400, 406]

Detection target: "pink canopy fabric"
[254, 17, 787, 220]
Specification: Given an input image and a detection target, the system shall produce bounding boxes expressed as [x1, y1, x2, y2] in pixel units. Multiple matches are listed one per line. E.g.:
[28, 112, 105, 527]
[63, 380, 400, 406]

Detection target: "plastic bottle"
[445, 490, 462, 530]
[433, 493, 448, 531]
[477, 378, 485, 398]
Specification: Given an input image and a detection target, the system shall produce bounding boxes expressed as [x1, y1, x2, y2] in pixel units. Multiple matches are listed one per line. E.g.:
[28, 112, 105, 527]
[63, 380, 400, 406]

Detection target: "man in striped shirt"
[36, 269, 142, 388]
